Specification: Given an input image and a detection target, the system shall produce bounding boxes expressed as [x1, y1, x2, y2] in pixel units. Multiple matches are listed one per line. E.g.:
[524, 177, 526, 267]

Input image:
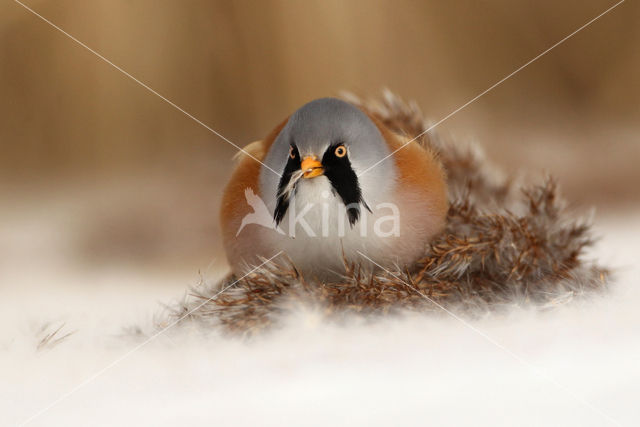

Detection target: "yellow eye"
[289, 146, 296, 159]
[335, 145, 347, 158]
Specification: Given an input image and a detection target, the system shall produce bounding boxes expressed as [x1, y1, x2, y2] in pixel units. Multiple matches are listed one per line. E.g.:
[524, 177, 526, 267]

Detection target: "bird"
[220, 97, 448, 280]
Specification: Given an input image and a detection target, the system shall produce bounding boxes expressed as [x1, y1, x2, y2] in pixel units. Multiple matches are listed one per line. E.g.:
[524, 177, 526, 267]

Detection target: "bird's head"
[260, 98, 397, 227]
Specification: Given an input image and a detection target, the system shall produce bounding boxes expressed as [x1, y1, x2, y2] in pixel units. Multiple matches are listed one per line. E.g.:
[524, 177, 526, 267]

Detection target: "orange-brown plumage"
[220, 118, 288, 262]
[370, 114, 448, 225]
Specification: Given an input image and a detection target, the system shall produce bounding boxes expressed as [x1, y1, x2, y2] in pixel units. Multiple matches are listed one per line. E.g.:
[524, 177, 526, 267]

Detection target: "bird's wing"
[233, 140, 266, 161]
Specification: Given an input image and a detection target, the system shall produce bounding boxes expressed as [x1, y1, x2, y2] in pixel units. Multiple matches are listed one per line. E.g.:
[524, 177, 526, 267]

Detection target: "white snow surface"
[1, 215, 639, 427]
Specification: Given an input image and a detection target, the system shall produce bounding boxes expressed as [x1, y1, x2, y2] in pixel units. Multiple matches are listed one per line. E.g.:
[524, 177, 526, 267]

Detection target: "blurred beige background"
[1, 0, 639, 277]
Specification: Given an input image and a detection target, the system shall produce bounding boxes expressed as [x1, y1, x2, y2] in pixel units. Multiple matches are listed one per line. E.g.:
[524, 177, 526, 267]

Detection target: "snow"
[1, 215, 639, 426]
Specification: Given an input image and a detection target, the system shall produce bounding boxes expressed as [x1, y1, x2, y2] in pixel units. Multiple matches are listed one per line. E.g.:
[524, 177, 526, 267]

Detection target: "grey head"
[259, 97, 397, 226]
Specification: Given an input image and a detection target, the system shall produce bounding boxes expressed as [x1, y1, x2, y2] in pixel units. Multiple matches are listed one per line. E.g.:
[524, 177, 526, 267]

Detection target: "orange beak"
[301, 156, 324, 179]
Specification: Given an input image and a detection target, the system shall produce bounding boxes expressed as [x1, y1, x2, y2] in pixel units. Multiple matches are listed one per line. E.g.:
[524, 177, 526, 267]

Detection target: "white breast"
[243, 176, 422, 280]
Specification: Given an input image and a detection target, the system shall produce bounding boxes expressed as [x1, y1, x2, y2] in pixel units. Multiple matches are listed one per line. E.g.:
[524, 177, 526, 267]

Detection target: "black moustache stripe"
[274, 145, 301, 226]
[322, 144, 369, 227]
